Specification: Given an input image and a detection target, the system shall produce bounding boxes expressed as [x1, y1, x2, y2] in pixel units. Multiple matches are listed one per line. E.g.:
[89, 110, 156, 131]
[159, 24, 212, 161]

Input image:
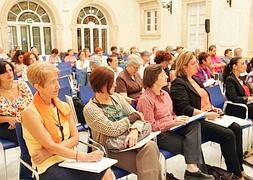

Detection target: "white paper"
[114, 131, 161, 153]
[203, 78, 216, 87]
[207, 115, 252, 128]
[59, 157, 117, 173]
[170, 112, 206, 131]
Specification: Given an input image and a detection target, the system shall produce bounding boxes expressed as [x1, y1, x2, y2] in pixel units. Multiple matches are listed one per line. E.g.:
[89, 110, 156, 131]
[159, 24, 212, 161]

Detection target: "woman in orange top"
[21, 62, 113, 180]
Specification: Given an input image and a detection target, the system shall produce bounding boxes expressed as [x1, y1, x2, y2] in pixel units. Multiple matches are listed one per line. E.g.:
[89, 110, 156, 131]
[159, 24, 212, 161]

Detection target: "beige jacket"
[83, 93, 144, 149]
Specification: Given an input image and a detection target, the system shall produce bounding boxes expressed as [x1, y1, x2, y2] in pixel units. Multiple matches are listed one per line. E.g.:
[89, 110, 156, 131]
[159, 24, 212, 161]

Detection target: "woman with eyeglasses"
[223, 57, 253, 119]
[116, 54, 143, 103]
[21, 62, 113, 180]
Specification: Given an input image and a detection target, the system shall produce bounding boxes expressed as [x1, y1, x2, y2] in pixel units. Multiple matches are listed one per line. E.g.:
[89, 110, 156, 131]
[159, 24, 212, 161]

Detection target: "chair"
[79, 85, 94, 104]
[58, 76, 72, 102]
[206, 84, 226, 109]
[57, 62, 72, 77]
[206, 84, 252, 149]
[65, 95, 88, 132]
[15, 123, 39, 180]
[0, 139, 19, 180]
[25, 81, 36, 95]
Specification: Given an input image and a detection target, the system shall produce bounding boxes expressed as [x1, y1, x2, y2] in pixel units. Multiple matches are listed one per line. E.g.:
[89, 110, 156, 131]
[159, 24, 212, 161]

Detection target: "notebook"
[207, 115, 252, 128]
[59, 157, 118, 173]
[115, 131, 161, 152]
[170, 112, 206, 131]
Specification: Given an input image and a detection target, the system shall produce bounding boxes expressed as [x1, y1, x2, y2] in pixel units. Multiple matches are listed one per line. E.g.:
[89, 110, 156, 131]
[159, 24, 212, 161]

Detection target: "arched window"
[7, 1, 52, 54]
[77, 6, 108, 52]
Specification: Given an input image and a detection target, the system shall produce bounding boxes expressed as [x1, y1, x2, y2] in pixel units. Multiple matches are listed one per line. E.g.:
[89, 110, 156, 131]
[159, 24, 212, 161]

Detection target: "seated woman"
[195, 52, 213, 84]
[21, 62, 113, 180]
[170, 51, 252, 180]
[154, 50, 173, 92]
[116, 54, 143, 103]
[0, 60, 32, 143]
[137, 64, 214, 180]
[223, 57, 253, 119]
[11, 50, 26, 78]
[83, 67, 162, 180]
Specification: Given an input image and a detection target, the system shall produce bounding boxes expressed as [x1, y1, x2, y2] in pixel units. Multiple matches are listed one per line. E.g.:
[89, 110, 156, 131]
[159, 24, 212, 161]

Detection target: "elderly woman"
[170, 51, 252, 180]
[21, 62, 113, 180]
[116, 54, 143, 102]
[0, 61, 32, 142]
[107, 55, 123, 77]
[137, 64, 214, 180]
[83, 67, 162, 180]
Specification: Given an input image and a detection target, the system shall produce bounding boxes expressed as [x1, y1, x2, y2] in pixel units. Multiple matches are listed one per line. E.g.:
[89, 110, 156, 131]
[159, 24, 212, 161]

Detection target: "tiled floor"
[1, 129, 253, 180]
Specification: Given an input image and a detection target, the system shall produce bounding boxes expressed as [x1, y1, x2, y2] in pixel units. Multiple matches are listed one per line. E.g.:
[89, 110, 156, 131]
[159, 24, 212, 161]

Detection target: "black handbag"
[206, 165, 240, 180]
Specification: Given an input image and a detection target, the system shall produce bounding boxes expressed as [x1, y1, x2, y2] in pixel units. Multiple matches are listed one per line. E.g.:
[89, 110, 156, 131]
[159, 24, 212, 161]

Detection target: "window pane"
[7, 12, 17, 21]
[77, 16, 82, 24]
[102, 29, 107, 52]
[93, 29, 99, 51]
[84, 28, 90, 49]
[84, 16, 99, 25]
[97, 10, 104, 19]
[100, 17, 107, 25]
[19, 1, 28, 10]
[20, 26, 29, 52]
[29, 2, 38, 11]
[32, 27, 41, 54]
[78, 9, 85, 18]
[10, 4, 22, 15]
[36, 6, 46, 16]
[41, 14, 50, 23]
[147, 11, 151, 17]
[147, 25, 151, 31]
[77, 28, 82, 51]
[8, 26, 17, 50]
[43, 27, 52, 54]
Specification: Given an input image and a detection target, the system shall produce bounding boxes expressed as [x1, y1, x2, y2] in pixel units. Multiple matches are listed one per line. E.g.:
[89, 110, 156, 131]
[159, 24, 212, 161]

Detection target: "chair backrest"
[58, 87, 72, 102]
[79, 85, 94, 104]
[25, 81, 36, 95]
[57, 62, 72, 77]
[65, 95, 79, 123]
[15, 122, 33, 179]
[76, 68, 88, 86]
[206, 84, 226, 109]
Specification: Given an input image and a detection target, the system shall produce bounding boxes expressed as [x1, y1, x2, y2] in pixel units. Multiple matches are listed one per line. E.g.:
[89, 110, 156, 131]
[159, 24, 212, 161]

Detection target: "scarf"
[33, 92, 70, 143]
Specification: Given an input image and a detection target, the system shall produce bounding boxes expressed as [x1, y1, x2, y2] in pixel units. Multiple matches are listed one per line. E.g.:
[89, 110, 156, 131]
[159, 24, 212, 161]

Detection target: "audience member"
[170, 51, 252, 179]
[116, 54, 143, 102]
[234, 48, 242, 57]
[150, 46, 158, 64]
[64, 49, 77, 66]
[195, 52, 213, 83]
[107, 55, 123, 77]
[83, 67, 162, 180]
[137, 64, 214, 180]
[22, 62, 113, 180]
[22, 52, 39, 81]
[138, 51, 151, 79]
[0, 47, 9, 61]
[11, 50, 26, 77]
[130, 46, 139, 55]
[76, 50, 89, 70]
[208, 45, 225, 73]
[48, 48, 61, 65]
[221, 48, 232, 64]
[0, 61, 32, 143]
[223, 57, 253, 119]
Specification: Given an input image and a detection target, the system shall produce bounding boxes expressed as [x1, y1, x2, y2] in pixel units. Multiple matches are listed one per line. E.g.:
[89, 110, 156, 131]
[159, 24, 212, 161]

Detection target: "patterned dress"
[0, 80, 33, 142]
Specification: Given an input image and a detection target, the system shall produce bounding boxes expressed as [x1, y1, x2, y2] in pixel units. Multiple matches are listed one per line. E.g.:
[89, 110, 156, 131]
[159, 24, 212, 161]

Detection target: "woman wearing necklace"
[83, 67, 162, 180]
[223, 57, 253, 119]
[0, 61, 32, 143]
[21, 62, 113, 180]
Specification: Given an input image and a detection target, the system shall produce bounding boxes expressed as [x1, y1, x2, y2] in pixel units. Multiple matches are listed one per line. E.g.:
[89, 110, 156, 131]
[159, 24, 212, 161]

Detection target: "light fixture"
[227, 0, 232, 7]
[160, 0, 172, 14]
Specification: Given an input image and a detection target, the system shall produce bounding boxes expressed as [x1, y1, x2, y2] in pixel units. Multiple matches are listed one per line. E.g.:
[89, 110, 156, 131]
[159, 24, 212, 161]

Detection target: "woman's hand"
[206, 111, 219, 120]
[7, 117, 20, 129]
[212, 107, 222, 114]
[81, 150, 104, 162]
[173, 116, 189, 127]
[124, 129, 138, 148]
[32, 148, 51, 165]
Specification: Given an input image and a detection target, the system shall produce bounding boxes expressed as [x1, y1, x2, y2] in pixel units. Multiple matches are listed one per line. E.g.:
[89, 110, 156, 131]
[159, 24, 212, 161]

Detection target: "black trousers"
[157, 121, 203, 164]
[39, 163, 106, 180]
[0, 123, 18, 143]
[201, 121, 243, 177]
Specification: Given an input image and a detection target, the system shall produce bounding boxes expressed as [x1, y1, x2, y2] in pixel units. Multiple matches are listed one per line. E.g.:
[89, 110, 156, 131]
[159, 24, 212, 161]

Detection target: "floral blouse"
[0, 80, 33, 121]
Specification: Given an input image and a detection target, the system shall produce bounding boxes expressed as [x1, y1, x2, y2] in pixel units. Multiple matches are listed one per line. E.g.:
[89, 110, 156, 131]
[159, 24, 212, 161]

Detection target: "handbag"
[206, 165, 239, 180]
[106, 122, 152, 151]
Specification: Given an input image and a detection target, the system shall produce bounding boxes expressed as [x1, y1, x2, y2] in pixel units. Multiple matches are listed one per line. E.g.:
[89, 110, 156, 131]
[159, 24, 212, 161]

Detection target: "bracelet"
[76, 151, 79, 162]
